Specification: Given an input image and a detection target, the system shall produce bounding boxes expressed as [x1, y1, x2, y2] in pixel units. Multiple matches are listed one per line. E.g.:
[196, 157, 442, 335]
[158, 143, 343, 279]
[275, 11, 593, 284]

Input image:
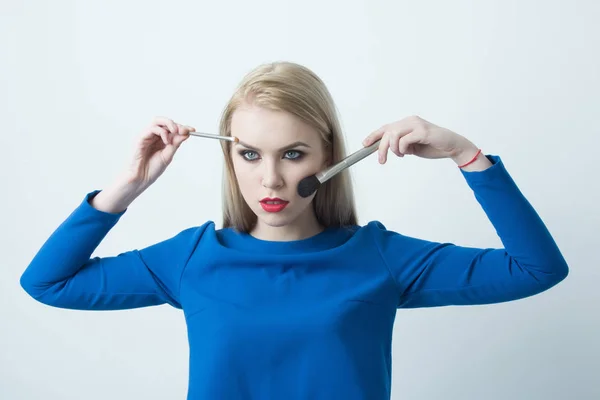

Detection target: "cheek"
[293, 155, 324, 176]
[232, 157, 255, 178]
[231, 160, 254, 195]
[282, 164, 314, 187]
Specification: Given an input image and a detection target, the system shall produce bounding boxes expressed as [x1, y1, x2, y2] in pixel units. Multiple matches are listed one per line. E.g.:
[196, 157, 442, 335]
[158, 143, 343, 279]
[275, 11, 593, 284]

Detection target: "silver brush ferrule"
[316, 139, 381, 183]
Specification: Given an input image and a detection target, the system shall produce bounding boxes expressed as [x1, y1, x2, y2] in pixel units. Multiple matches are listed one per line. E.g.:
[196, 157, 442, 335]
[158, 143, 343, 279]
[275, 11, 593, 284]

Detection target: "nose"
[261, 160, 284, 189]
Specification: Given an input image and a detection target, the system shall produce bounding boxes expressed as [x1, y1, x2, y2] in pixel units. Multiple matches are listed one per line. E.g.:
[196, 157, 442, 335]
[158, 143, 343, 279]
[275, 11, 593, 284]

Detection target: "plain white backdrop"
[2, 0, 598, 399]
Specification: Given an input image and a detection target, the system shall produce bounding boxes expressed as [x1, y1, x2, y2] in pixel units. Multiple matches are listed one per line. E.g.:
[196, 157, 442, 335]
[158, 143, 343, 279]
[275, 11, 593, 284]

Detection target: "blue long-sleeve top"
[20, 154, 568, 399]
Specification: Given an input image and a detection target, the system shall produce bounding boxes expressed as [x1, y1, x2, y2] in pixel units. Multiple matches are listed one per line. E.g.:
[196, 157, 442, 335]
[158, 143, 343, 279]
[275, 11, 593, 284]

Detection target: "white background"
[2, 0, 598, 399]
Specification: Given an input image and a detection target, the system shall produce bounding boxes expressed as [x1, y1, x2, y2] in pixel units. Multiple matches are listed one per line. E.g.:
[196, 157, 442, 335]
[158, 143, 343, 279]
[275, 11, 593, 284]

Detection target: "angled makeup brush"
[188, 131, 239, 143]
[297, 139, 382, 198]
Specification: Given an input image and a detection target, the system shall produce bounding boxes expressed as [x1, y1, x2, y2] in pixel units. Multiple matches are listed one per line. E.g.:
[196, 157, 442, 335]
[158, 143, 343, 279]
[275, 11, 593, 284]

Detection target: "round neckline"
[216, 224, 355, 254]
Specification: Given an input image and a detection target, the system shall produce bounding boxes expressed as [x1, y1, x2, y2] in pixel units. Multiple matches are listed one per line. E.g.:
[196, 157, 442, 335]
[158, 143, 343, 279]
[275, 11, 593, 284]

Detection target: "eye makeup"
[237, 149, 305, 162]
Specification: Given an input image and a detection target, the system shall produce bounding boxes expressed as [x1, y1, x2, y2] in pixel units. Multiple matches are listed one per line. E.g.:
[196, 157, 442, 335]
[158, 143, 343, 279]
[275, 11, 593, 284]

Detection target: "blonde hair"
[219, 61, 357, 232]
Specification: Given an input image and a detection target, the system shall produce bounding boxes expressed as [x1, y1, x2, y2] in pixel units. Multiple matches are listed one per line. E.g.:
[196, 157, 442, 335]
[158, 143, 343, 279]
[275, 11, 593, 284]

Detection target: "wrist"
[453, 148, 493, 172]
[450, 142, 493, 172]
[450, 142, 479, 165]
[91, 174, 147, 214]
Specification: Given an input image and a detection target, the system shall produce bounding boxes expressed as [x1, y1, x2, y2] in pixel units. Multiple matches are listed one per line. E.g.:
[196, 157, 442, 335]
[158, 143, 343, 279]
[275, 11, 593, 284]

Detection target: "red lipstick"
[259, 197, 289, 213]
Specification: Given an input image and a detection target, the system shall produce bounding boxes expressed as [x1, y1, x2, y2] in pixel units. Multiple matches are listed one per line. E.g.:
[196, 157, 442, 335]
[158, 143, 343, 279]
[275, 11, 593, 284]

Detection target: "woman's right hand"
[127, 116, 195, 188]
[90, 117, 195, 214]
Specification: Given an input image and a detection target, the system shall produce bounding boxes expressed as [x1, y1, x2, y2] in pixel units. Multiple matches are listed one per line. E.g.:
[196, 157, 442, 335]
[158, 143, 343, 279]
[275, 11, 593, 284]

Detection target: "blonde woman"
[21, 61, 569, 399]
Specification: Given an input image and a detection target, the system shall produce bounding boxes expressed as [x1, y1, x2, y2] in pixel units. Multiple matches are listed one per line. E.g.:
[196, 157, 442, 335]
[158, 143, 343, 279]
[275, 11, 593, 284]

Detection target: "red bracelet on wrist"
[457, 148, 482, 168]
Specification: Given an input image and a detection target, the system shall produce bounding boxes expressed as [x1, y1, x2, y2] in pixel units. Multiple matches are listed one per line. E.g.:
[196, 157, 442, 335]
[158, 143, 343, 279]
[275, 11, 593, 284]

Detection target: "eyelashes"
[238, 150, 305, 162]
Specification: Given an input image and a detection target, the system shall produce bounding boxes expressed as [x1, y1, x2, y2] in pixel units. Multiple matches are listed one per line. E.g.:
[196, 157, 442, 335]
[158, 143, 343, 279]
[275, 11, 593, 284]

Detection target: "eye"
[237, 149, 304, 162]
[284, 150, 303, 160]
[239, 150, 259, 161]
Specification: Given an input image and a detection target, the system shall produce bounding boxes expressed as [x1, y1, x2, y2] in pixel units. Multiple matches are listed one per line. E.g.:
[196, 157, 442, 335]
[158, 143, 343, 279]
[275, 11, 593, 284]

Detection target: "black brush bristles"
[297, 175, 321, 198]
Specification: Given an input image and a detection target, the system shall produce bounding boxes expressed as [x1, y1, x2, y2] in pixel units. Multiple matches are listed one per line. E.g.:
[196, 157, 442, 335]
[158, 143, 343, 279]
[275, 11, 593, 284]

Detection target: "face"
[230, 103, 329, 231]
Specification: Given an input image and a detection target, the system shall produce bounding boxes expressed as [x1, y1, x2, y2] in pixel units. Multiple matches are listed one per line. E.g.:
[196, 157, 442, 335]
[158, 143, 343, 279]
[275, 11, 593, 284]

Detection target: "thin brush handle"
[188, 131, 237, 142]
[316, 139, 381, 183]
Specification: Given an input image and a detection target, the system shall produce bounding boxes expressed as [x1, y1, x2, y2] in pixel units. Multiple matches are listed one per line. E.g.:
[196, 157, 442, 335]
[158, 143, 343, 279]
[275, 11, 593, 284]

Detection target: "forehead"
[230, 104, 321, 148]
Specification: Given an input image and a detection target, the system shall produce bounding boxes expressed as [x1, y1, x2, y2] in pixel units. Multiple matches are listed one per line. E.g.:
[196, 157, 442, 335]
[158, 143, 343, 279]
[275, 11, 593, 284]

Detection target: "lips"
[260, 198, 289, 213]
[260, 197, 287, 204]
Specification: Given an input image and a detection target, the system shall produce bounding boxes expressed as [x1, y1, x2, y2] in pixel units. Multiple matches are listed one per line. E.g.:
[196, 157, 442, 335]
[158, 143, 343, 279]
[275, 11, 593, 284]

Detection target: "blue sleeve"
[370, 155, 569, 308]
[20, 190, 210, 311]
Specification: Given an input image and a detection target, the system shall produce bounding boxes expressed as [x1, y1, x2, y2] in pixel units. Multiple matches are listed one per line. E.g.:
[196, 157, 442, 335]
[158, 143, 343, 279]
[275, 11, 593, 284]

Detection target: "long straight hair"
[219, 61, 357, 232]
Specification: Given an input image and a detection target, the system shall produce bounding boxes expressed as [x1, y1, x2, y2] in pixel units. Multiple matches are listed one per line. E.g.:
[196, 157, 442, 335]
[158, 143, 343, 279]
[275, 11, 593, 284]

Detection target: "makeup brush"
[297, 139, 382, 198]
[188, 131, 239, 143]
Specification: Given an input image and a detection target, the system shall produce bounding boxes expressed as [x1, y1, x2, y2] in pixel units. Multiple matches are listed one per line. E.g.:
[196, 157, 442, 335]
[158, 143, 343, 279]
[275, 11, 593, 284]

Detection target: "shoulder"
[353, 220, 417, 248]
[173, 220, 217, 244]
[339, 220, 399, 245]
[141, 220, 217, 254]
[356, 220, 391, 235]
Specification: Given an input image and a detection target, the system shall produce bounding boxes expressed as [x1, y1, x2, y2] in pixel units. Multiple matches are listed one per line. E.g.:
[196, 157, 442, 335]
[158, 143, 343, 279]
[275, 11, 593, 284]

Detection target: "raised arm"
[20, 190, 209, 310]
[20, 117, 205, 310]
[362, 115, 568, 308]
[370, 155, 568, 308]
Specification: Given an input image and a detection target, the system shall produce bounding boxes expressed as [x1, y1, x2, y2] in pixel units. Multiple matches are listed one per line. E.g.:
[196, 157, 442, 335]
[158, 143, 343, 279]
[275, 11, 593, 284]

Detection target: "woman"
[20, 61, 569, 399]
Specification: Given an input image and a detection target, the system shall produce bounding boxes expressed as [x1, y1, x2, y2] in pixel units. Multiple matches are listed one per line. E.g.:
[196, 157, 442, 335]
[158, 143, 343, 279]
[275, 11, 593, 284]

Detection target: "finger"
[398, 135, 411, 154]
[395, 124, 415, 154]
[177, 124, 196, 135]
[162, 135, 186, 162]
[378, 132, 390, 164]
[148, 125, 170, 145]
[388, 131, 403, 157]
[363, 127, 385, 146]
[152, 116, 178, 135]
[398, 130, 422, 154]
[172, 130, 190, 147]
[176, 124, 187, 138]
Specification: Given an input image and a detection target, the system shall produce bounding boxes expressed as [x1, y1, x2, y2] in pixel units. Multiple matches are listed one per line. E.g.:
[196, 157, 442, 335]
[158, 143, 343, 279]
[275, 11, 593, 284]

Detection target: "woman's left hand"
[362, 115, 479, 165]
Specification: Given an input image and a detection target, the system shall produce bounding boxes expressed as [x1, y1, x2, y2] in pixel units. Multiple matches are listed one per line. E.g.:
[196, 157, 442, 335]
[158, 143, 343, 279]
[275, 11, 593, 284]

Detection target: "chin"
[257, 212, 296, 228]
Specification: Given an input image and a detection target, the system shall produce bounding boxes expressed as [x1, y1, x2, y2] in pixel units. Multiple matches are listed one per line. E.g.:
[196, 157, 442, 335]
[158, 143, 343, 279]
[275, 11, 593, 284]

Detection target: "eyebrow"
[235, 140, 312, 152]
